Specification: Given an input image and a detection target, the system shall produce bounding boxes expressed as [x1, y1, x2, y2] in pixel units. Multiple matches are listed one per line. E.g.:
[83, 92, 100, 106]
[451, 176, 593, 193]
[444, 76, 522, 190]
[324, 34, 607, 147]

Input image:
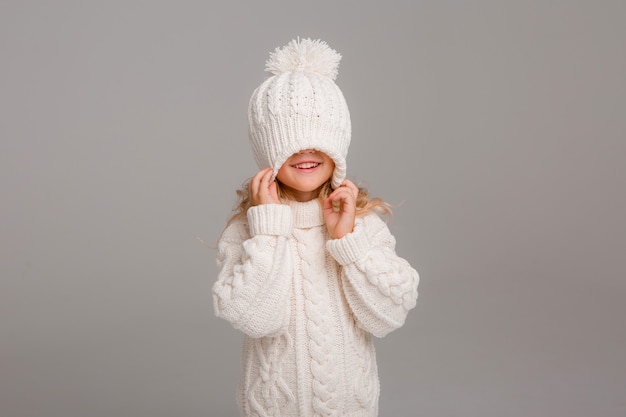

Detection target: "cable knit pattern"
[214, 205, 294, 338]
[351, 325, 378, 410]
[327, 214, 419, 338]
[248, 333, 294, 417]
[213, 200, 419, 417]
[294, 228, 341, 417]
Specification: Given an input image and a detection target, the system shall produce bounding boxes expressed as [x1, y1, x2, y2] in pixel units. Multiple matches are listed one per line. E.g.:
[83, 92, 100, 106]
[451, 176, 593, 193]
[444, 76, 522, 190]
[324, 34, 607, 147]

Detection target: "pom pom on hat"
[265, 38, 342, 80]
[248, 37, 351, 189]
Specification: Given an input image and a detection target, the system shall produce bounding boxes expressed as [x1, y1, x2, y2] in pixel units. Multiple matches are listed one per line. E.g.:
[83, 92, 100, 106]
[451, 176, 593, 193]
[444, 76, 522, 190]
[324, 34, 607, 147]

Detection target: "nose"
[297, 149, 316, 154]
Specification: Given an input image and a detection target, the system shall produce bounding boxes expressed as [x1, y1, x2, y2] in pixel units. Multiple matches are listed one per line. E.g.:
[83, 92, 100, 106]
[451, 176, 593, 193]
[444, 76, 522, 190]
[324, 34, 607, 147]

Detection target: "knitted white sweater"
[213, 199, 419, 417]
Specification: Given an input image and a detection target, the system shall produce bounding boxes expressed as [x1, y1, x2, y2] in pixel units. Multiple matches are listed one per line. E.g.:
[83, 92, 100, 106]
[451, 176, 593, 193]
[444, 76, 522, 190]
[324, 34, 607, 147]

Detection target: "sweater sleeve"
[326, 213, 419, 338]
[213, 204, 293, 338]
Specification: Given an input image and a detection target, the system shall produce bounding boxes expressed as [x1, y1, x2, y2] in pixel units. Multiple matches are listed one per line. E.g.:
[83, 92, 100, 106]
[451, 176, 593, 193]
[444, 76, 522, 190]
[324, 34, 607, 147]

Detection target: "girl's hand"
[249, 167, 280, 206]
[323, 180, 359, 239]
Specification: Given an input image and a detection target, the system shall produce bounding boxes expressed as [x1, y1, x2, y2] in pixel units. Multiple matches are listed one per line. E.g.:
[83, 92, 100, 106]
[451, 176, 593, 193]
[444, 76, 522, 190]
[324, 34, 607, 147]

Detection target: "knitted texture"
[248, 38, 351, 188]
[294, 227, 341, 416]
[213, 200, 419, 417]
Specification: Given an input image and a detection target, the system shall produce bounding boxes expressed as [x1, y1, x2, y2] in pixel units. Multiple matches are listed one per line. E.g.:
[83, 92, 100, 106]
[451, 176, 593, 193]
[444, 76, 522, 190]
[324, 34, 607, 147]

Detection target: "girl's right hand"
[249, 167, 280, 206]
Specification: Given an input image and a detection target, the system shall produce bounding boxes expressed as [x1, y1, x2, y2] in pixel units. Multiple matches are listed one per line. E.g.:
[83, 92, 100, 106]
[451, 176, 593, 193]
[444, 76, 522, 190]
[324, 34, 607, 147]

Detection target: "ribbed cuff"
[326, 222, 372, 265]
[247, 204, 293, 236]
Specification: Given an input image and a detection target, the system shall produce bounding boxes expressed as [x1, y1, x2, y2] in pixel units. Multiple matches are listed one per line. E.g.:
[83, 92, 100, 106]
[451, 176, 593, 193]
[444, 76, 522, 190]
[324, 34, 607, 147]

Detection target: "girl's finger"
[250, 173, 261, 197]
[323, 197, 341, 213]
[257, 168, 272, 184]
[330, 186, 354, 202]
[250, 168, 265, 188]
[328, 188, 355, 212]
[250, 167, 272, 203]
[249, 175, 259, 196]
[341, 180, 359, 199]
[262, 168, 274, 185]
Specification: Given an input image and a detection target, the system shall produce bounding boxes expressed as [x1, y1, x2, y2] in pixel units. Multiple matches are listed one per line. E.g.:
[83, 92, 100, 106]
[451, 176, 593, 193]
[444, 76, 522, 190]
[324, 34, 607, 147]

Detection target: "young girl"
[213, 38, 419, 417]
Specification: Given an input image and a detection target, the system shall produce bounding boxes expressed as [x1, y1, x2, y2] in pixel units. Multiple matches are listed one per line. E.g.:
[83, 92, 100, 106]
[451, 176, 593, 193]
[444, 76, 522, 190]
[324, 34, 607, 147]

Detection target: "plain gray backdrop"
[1, 1, 625, 416]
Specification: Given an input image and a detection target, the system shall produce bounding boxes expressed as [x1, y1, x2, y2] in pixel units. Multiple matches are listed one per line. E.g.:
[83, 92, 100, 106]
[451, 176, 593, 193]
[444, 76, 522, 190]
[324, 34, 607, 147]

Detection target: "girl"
[213, 38, 419, 417]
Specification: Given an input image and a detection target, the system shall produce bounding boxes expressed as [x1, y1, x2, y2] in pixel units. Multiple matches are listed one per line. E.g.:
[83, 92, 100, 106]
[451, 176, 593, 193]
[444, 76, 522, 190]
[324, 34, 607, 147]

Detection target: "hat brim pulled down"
[270, 143, 346, 190]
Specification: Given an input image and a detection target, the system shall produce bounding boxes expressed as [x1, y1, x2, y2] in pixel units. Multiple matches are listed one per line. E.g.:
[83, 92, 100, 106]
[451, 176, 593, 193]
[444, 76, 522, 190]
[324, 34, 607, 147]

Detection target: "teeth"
[294, 162, 319, 169]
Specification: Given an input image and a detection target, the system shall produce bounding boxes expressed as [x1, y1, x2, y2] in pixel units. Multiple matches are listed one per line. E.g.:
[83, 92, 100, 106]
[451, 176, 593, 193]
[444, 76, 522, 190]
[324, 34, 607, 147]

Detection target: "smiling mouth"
[292, 162, 321, 169]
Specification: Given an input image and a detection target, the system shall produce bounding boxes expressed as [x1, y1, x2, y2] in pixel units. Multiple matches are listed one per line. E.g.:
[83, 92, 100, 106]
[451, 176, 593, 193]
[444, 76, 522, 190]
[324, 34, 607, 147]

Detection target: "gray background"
[1, 1, 625, 416]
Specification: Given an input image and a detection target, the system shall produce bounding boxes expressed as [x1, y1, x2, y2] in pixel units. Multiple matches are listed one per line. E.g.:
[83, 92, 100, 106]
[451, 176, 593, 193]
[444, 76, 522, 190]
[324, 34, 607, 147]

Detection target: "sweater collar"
[286, 199, 325, 228]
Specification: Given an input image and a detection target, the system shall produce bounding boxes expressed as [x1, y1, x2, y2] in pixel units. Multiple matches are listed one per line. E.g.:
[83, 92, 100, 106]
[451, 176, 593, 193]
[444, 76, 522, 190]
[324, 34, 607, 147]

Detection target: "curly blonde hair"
[225, 178, 391, 227]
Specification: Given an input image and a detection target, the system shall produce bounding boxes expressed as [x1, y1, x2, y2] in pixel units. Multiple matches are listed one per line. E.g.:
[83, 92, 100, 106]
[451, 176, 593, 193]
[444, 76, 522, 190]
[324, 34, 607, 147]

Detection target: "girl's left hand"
[323, 180, 359, 239]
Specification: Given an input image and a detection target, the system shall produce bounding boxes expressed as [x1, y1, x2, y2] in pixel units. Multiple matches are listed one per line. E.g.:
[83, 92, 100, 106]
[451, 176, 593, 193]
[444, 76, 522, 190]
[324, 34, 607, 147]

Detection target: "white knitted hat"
[248, 38, 351, 189]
